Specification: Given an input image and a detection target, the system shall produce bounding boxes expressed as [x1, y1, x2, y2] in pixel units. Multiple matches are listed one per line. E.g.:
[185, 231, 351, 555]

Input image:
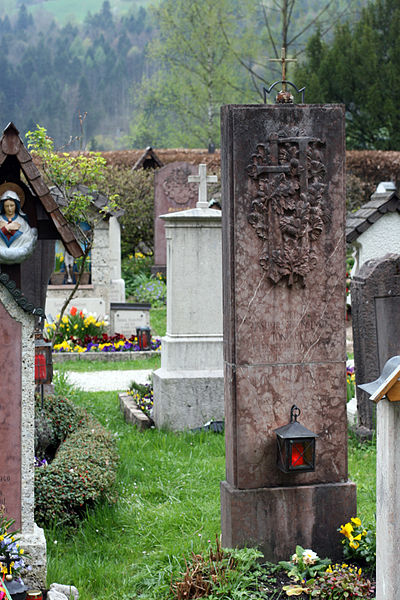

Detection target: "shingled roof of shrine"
[0, 122, 82, 257]
[346, 190, 400, 244]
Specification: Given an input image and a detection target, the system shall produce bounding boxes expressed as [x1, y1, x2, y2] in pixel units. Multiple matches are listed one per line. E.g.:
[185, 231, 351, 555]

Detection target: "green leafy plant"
[128, 381, 154, 418]
[130, 272, 166, 306]
[313, 563, 375, 598]
[170, 537, 267, 599]
[279, 545, 331, 582]
[26, 125, 118, 344]
[34, 387, 118, 527]
[339, 517, 376, 569]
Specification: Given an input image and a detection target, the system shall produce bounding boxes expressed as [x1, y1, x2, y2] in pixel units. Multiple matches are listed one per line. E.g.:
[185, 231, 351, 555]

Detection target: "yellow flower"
[326, 566, 333, 573]
[350, 540, 360, 549]
[339, 523, 354, 540]
[62, 316, 68, 324]
[351, 517, 362, 527]
[362, 530, 367, 536]
[20, 549, 24, 554]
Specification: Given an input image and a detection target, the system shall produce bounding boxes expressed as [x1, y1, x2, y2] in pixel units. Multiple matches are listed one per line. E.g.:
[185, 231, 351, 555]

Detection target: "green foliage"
[35, 404, 118, 527]
[129, 0, 251, 148]
[35, 388, 85, 452]
[171, 538, 267, 599]
[313, 563, 375, 598]
[279, 545, 331, 582]
[339, 517, 376, 569]
[108, 167, 154, 256]
[128, 381, 153, 417]
[128, 272, 166, 307]
[295, 0, 400, 149]
[26, 125, 116, 238]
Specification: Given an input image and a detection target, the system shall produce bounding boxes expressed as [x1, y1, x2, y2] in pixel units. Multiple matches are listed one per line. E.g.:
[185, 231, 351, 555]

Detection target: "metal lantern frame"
[34, 332, 53, 385]
[274, 405, 318, 473]
[136, 326, 152, 351]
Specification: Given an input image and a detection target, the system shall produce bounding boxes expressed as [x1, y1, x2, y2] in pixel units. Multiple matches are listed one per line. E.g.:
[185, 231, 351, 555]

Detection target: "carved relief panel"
[246, 130, 327, 286]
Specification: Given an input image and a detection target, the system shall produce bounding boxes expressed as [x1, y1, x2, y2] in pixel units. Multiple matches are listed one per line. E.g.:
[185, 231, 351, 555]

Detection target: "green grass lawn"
[44, 377, 376, 599]
[53, 354, 161, 372]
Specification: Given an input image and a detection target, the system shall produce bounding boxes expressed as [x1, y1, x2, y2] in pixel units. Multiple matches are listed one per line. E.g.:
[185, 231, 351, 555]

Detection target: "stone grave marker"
[153, 164, 223, 430]
[153, 162, 198, 273]
[0, 276, 47, 587]
[220, 103, 356, 561]
[351, 253, 400, 432]
[110, 301, 150, 337]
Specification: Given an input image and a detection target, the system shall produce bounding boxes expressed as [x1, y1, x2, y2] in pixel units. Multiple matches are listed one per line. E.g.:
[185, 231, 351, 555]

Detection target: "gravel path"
[65, 369, 153, 392]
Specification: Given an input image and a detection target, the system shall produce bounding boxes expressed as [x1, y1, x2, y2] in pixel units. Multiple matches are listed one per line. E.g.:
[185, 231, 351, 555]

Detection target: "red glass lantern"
[136, 327, 152, 351]
[274, 405, 318, 473]
[34, 332, 53, 385]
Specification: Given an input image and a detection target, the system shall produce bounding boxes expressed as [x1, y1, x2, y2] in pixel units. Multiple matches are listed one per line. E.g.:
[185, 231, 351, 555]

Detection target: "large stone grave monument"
[351, 253, 400, 431]
[153, 162, 199, 273]
[220, 103, 356, 561]
[153, 164, 224, 430]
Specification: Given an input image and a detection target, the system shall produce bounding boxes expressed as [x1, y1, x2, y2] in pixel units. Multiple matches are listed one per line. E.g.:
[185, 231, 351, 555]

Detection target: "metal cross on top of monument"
[264, 46, 305, 104]
[188, 163, 218, 209]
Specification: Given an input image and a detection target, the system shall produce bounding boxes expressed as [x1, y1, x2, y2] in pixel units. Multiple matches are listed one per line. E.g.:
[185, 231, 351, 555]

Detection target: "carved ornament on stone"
[246, 130, 327, 286]
[163, 167, 197, 205]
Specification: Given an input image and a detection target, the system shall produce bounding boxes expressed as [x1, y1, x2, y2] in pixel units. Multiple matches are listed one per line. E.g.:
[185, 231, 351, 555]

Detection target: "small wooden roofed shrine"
[0, 122, 81, 257]
[0, 122, 83, 308]
[346, 189, 400, 244]
[132, 146, 163, 171]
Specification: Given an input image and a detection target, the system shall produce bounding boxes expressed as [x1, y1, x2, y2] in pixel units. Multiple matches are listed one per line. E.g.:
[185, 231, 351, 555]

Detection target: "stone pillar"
[220, 104, 356, 561]
[376, 399, 400, 600]
[351, 254, 400, 431]
[0, 284, 46, 588]
[153, 207, 224, 430]
[109, 216, 125, 303]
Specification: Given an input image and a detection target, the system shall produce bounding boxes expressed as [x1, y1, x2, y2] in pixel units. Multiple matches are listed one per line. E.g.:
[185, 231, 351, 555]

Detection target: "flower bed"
[45, 306, 161, 353]
[53, 333, 161, 354]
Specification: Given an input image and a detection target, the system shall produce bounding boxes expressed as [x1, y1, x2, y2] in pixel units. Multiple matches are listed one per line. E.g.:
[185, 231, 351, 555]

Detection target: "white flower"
[302, 549, 318, 565]
[291, 553, 298, 563]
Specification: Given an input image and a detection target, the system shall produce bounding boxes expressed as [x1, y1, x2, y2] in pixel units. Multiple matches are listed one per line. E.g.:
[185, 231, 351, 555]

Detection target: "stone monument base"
[20, 523, 47, 588]
[153, 368, 224, 430]
[221, 480, 357, 562]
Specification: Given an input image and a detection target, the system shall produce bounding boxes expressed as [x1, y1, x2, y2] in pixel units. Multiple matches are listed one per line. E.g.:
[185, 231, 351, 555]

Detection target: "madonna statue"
[0, 188, 38, 264]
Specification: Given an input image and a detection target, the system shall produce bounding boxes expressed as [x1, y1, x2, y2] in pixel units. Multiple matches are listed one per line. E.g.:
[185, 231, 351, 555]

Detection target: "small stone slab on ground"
[119, 392, 153, 430]
[48, 583, 79, 600]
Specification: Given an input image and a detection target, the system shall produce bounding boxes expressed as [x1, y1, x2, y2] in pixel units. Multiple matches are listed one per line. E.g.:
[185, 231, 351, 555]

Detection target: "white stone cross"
[188, 163, 218, 209]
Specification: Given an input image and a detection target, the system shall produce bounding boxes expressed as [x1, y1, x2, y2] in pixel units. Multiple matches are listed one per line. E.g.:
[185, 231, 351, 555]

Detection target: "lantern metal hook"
[290, 404, 301, 422]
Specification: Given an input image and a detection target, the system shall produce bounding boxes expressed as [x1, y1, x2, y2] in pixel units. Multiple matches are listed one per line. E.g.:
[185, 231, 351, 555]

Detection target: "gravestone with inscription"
[351, 253, 400, 431]
[0, 275, 46, 587]
[153, 162, 199, 273]
[220, 103, 356, 561]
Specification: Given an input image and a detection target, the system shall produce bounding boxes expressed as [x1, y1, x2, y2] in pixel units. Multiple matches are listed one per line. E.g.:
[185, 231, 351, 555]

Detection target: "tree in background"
[128, 0, 252, 148]
[294, 0, 400, 149]
[219, 0, 358, 100]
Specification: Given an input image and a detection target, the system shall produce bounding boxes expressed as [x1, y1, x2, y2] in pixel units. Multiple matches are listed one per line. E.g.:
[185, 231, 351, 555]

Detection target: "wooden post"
[376, 400, 400, 599]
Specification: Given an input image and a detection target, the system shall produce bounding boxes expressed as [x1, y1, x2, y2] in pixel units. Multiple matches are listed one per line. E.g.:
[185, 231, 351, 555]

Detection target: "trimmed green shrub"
[34, 394, 118, 527]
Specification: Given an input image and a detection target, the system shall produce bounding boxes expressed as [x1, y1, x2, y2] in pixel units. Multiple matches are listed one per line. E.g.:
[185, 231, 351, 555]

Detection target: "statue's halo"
[0, 182, 25, 207]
